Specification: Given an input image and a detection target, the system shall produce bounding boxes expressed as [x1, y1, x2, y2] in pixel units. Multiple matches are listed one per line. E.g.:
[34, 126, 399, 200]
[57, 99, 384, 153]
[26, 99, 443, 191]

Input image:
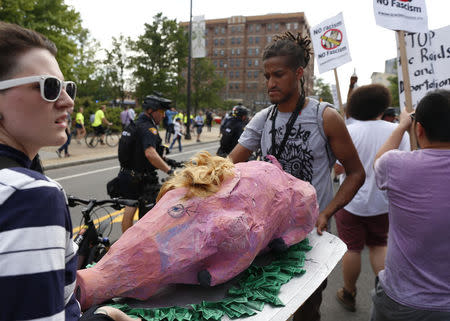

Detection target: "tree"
[103, 35, 129, 105]
[312, 77, 333, 103]
[0, 0, 85, 79]
[388, 75, 399, 108]
[191, 58, 226, 114]
[128, 13, 188, 103]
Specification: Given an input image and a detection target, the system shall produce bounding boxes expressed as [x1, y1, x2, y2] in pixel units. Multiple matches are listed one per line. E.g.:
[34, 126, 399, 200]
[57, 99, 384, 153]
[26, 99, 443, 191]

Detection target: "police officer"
[217, 105, 249, 157]
[118, 94, 176, 233]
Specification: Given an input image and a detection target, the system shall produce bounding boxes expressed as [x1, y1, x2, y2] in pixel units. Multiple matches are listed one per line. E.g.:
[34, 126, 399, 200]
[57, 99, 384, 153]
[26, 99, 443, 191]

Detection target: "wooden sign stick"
[397, 30, 417, 149]
[333, 68, 343, 113]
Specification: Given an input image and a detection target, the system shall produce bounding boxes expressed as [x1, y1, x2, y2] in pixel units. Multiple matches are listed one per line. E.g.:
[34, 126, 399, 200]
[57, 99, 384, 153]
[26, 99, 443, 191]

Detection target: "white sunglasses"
[0, 75, 77, 102]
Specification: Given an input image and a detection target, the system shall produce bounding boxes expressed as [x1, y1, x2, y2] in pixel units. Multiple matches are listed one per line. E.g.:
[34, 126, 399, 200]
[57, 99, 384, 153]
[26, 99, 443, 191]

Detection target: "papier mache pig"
[76, 152, 319, 310]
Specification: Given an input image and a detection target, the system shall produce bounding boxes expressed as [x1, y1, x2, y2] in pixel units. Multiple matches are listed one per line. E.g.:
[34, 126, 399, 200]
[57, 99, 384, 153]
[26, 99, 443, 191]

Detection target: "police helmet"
[142, 93, 172, 111]
[232, 105, 249, 118]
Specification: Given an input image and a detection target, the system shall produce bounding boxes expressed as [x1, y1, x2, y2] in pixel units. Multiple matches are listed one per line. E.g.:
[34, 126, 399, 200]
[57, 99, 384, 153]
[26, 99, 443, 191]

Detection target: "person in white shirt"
[334, 84, 410, 312]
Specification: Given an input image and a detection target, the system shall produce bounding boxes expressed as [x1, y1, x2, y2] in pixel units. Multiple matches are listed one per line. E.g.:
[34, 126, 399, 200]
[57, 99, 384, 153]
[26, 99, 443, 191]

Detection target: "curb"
[43, 139, 220, 171]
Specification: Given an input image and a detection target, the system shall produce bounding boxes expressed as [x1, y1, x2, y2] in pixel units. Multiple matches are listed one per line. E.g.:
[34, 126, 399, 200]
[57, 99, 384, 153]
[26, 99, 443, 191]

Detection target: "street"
[46, 141, 374, 321]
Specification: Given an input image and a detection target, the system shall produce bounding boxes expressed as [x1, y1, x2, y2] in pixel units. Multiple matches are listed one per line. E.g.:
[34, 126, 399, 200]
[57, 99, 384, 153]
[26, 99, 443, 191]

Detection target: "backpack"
[118, 122, 138, 169]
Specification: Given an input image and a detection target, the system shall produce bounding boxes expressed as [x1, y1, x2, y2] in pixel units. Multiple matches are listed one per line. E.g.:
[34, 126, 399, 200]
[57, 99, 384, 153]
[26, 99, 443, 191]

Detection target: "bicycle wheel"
[105, 131, 120, 147]
[85, 132, 98, 148]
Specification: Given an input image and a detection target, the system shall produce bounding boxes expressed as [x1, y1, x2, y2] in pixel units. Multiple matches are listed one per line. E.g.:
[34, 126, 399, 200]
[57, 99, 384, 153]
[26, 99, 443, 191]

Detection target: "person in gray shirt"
[229, 31, 365, 321]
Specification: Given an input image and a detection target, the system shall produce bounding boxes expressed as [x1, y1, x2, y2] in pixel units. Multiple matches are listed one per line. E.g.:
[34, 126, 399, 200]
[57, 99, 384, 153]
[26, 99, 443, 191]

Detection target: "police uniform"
[118, 113, 164, 218]
[217, 116, 246, 157]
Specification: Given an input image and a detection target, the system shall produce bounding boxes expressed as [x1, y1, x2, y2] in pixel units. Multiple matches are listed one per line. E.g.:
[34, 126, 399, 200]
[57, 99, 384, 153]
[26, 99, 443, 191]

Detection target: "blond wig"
[156, 151, 235, 201]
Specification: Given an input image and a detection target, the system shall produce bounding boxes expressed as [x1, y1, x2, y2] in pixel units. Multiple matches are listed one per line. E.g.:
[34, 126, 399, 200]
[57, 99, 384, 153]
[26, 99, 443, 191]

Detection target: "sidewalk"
[41, 125, 221, 170]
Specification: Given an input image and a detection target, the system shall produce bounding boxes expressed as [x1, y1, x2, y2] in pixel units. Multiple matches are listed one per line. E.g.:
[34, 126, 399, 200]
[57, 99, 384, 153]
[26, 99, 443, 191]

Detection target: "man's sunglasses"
[410, 113, 416, 121]
[0, 75, 76, 102]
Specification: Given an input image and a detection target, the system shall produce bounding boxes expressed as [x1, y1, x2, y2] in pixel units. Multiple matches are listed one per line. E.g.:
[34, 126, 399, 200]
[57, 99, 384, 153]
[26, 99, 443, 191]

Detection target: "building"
[182, 13, 314, 110]
[371, 57, 397, 88]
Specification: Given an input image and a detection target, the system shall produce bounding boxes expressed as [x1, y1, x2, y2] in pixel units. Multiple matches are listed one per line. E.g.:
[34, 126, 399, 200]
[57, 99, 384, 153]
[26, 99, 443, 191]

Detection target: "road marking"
[55, 166, 119, 182]
[54, 143, 217, 181]
[72, 209, 140, 234]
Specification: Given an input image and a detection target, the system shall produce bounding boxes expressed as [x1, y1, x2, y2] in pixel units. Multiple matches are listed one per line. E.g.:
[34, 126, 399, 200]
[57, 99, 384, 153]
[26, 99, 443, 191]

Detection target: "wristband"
[167, 168, 174, 175]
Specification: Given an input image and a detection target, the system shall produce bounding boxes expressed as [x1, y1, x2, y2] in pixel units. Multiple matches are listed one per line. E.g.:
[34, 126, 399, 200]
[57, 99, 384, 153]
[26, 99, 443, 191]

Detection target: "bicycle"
[68, 196, 138, 269]
[85, 127, 120, 148]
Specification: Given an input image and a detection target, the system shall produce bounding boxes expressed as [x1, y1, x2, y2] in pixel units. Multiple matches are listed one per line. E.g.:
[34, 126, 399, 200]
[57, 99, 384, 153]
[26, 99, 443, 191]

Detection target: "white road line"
[54, 166, 120, 181]
[53, 143, 217, 181]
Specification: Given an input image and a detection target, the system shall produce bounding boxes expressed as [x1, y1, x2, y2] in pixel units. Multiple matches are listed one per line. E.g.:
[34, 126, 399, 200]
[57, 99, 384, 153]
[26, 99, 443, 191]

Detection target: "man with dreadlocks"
[229, 32, 365, 321]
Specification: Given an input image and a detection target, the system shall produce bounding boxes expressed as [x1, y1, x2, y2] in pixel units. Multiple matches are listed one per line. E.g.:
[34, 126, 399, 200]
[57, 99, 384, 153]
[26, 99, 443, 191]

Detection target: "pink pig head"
[75, 152, 319, 310]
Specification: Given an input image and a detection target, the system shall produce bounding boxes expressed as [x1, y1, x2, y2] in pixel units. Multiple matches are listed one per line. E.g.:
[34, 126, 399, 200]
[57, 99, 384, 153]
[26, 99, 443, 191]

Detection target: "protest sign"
[192, 15, 205, 58]
[397, 25, 450, 109]
[311, 13, 352, 74]
[373, 0, 428, 33]
[331, 84, 340, 110]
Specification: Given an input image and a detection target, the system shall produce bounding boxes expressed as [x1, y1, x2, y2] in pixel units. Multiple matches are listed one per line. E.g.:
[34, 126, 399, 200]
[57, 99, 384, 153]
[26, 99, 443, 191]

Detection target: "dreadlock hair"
[263, 31, 312, 101]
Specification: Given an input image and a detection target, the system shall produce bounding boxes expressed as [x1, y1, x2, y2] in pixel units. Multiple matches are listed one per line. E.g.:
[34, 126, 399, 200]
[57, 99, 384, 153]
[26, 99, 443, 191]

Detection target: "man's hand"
[315, 212, 329, 235]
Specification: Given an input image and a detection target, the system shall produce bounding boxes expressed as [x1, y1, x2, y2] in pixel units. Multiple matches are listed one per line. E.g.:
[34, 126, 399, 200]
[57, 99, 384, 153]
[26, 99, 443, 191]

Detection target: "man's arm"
[316, 107, 365, 234]
[229, 144, 253, 163]
[375, 109, 412, 162]
[102, 116, 112, 126]
[144, 146, 171, 173]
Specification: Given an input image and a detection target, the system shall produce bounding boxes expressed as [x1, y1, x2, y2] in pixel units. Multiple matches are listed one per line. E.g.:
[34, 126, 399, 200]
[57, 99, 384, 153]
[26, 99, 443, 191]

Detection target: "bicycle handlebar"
[68, 196, 138, 209]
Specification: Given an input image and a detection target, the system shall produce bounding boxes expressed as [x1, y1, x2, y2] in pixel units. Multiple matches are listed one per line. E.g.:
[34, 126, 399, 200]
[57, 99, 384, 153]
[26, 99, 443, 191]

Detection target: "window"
[220, 38, 225, 45]
[255, 24, 260, 31]
[220, 60, 224, 67]
[229, 83, 233, 90]
[249, 24, 253, 32]
[231, 38, 235, 44]
[213, 49, 218, 56]
[254, 59, 259, 66]
[221, 27, 225, 34]
[255, 37, 260, 44]
[248, 37, 253, 44]
[267, 24, 272, 31]
[205, 28, 209, 35]
[231, 48, 235, 55]
[237, 26, 242, 32]
[235, 83, 239, 89]
[236, 59, 241, 66]
[267, 36, 272, 42]
[294, 23, 299, 29]
[248, 71, 252, 78]
[237, 38, 241, 44]
[236, 71, 240, 77]
[220, 50, 224, 56]
[213, 60, 217, 67]
[237, 48, 241, 55]
[254, 71, 259, 78]
[247, 83, 251, 89]
[229, 71, 233, 78]
[215, 27, 219, 34]
[231, 26, 236, 33]
[255, 48, 260, 55]
[274, 23, 280, 31]
[253, 83, 257, 89]
[248, 59, 252, 67]
[230, 60, 234, 67]
[248, 48, 253, 56]
[214, 39, 218, 46]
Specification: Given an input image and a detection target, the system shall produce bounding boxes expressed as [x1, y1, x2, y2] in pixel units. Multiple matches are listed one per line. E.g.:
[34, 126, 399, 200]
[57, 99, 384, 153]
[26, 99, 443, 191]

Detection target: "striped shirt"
[0, 144, 80, 321]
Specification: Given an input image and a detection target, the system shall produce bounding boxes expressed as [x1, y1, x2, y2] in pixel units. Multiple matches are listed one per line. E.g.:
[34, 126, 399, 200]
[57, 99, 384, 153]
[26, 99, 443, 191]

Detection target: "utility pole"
[185, 0, 193, 139]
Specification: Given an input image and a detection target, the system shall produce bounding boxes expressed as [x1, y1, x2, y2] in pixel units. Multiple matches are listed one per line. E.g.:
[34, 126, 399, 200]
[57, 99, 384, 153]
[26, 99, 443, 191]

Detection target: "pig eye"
[168, 204, 186, 218]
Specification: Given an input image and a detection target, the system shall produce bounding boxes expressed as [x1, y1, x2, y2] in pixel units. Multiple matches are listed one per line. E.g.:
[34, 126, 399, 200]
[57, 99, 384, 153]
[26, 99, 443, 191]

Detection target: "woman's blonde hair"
[156, 151, 235, 201]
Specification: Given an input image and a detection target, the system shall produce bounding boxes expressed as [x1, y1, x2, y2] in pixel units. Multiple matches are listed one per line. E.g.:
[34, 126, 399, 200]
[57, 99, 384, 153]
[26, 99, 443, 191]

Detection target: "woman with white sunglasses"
[0, 22, 139, 321]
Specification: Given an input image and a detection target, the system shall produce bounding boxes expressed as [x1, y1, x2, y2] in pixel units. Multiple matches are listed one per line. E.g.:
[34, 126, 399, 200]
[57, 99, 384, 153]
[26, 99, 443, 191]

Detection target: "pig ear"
[263, 155, 282, 170]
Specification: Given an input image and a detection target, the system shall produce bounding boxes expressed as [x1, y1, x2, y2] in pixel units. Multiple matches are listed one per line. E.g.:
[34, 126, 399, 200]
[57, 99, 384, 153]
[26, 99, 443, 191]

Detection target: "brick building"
[182, 12, 314, 111]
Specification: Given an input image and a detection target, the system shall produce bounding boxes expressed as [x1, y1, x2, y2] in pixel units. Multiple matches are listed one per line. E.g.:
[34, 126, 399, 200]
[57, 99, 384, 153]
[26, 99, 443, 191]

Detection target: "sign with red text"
[311, 13, 352, 74]
[397, 25, 450, 109]
[374, 0, 428, 32]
